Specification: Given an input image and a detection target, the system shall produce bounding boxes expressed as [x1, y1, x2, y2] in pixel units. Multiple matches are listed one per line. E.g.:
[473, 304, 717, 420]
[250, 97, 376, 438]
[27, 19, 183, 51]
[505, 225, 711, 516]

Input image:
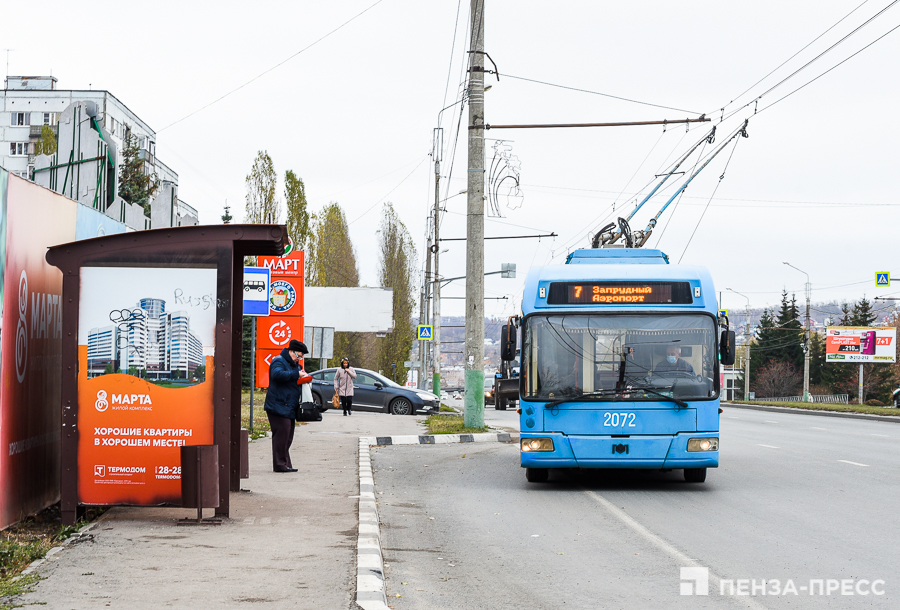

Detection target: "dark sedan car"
[309, 368, 439, 415]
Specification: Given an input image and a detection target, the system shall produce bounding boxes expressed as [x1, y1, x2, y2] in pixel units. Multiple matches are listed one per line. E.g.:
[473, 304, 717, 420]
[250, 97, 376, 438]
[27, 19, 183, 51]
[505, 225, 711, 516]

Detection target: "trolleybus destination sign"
[548, 281, 693, 305]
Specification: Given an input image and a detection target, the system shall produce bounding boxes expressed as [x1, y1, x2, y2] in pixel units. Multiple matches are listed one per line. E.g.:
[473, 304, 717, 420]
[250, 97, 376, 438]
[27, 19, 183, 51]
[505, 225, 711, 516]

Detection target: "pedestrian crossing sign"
[876, 272, 890, 287]
[417, 325, 433, 340]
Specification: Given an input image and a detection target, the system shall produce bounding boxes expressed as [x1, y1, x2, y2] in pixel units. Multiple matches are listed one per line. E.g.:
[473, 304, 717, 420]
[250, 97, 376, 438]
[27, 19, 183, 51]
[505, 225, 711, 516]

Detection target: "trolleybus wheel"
[684, 467, 707, 483]
[526, 468, 549, 483]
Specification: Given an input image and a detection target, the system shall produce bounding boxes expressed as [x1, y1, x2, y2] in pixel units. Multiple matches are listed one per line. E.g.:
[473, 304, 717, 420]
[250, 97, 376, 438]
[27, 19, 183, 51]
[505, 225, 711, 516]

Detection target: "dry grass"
[425, 414, 489, 435]
[241, 389, 271, 439]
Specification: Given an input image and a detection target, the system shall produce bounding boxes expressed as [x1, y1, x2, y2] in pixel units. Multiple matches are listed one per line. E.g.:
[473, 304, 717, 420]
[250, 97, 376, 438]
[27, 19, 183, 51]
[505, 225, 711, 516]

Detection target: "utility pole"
[464, 0, 486, 428]
[424, 235, 432, 388]
[432, 127, 443, 397]
[419, 235, 432, 389]
[859, 364, 864, 405]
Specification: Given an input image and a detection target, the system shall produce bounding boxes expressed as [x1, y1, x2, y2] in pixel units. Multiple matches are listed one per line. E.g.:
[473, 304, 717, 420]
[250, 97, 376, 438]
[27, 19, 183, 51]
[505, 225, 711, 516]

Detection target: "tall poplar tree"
[284, 170, 311, 252]
[244, 151, 280, 224]
[375, 203, 417, 385]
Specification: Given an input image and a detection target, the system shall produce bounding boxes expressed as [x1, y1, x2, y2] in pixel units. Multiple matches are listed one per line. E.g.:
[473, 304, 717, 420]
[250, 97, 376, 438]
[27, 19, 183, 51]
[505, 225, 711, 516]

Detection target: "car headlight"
[687, 438, 719, 451]
[521, 438, 554, 452]
[415, 391, 437, 402]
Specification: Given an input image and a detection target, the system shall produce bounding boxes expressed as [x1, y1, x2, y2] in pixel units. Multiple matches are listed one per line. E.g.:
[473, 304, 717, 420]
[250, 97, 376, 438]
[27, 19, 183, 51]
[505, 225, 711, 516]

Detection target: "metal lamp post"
[726, 288, 752, 402]
[783, 262, 811, 402]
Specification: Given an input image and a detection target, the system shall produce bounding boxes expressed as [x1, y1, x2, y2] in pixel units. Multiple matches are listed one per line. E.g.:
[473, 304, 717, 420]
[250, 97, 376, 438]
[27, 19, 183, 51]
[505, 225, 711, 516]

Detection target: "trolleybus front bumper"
[520, 432, 718, 469]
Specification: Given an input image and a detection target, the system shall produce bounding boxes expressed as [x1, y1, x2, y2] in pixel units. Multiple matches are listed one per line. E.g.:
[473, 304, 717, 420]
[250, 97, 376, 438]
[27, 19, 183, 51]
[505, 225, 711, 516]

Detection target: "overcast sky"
[5, 1, 899, 320]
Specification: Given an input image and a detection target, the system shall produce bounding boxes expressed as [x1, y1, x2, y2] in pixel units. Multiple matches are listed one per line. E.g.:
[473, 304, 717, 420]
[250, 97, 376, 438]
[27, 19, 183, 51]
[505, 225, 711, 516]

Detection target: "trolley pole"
[464, 0, 486, 428]
[784, 262, 811, 402]
[859, 363, 864, 404]
[433, 155, 442, 397]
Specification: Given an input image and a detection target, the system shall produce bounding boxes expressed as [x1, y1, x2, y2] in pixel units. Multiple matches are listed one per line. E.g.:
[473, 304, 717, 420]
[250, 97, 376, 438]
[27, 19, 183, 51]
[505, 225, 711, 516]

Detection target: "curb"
[355, 438, 389, 610]
[725, 402, 900, 424]
[353, 431, 512, 609]
[19, 523, 97, 577]
[360, 432, 512, 446]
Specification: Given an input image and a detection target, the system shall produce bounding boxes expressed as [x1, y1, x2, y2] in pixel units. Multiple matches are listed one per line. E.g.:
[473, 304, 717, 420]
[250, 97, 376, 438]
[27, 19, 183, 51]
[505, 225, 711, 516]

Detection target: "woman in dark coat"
[264, 339, 308, 472]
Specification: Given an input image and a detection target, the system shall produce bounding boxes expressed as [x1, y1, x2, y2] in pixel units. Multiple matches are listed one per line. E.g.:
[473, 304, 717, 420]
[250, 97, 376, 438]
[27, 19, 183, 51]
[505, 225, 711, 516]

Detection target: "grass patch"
[0, 504, 106, 607]
[724, 400, 900, 417]
[241, 390, 271, 439]
[439, 404, 457, 413]
[425, 414, 489, 435]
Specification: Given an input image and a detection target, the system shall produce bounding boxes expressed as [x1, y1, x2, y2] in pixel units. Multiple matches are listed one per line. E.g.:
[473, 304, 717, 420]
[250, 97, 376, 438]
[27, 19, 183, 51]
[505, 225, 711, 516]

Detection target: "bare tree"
[244, 151, 280, 224]
[755, 361, 802, 398]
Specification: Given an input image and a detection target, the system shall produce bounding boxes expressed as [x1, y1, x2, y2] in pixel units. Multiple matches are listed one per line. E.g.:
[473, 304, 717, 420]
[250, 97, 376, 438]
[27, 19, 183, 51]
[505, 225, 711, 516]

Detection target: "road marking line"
[584, 490, 766, 609]
[871, 434, 889, 438]
[838, 460, 869, 467]
[763, 420, 778, 423]
[757, 444, 779, 449]
[810, 427, 828, 431]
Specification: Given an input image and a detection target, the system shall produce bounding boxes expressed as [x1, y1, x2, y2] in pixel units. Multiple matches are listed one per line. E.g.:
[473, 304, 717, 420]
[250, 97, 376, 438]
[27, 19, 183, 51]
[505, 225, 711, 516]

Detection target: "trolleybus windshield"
[522, 314, 718, 402]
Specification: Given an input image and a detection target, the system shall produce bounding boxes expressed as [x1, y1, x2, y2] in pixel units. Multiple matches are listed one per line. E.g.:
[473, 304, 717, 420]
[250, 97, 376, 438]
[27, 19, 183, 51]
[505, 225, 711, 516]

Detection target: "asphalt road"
[373, 407, 900, 609]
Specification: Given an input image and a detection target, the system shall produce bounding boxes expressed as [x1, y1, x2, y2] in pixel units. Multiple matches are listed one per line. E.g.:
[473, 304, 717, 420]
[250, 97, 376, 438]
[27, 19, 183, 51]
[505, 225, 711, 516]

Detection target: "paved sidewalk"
[17, 411, 427, 610]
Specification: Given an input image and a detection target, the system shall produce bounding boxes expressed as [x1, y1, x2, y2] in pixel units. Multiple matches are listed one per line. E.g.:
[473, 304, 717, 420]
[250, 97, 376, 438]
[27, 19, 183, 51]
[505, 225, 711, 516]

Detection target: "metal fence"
[757, 394, 849, 404]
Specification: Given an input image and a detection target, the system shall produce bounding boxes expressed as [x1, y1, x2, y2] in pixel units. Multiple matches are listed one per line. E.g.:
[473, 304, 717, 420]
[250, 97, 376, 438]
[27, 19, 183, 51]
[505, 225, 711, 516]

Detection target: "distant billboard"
[825, 327, 896, 363]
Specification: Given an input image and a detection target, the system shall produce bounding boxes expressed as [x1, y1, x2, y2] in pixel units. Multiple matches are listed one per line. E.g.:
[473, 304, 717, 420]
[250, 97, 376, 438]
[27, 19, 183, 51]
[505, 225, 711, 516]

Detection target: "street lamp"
[726, 288, 752, 402]
[783, 262, 811, 402]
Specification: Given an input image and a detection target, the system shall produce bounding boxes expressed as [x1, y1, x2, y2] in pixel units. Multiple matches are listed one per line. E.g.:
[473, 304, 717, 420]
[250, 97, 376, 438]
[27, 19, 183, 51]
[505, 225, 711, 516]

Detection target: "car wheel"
[525, 468, 549, 483]
[895, 397, 900, 408]
[390, 397, 413, 416]
[684, 467, 707, 483]
[312, 392, 326, 412]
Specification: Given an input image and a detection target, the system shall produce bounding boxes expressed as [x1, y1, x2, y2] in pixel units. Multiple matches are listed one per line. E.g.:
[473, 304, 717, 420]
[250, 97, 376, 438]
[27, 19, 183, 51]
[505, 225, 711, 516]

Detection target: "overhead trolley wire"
[158, 0, 387, 132]
[721, 0, 873, 112]
[503, 74, 704, 115]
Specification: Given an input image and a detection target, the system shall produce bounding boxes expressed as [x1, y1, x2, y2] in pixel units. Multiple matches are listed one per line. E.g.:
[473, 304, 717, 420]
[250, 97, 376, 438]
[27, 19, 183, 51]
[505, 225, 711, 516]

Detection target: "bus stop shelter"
[47, 224, 288, 525]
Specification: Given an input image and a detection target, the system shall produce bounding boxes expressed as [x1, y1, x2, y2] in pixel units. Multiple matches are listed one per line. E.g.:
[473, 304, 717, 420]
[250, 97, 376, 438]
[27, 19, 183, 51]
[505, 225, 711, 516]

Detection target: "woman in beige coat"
[334, 358, 357, 416]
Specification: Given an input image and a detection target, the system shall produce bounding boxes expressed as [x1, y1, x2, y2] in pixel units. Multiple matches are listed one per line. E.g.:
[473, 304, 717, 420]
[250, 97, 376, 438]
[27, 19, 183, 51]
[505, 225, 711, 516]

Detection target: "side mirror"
[374, 382, 383, 389]
[720, 330, 736, 366]
[501, 324, 517, 361]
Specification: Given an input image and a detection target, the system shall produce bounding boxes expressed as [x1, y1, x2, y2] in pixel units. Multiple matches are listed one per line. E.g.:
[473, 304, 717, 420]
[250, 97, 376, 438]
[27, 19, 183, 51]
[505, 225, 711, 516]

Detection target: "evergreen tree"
[749, 308, 778, 384]
[221, 205, 233, 224]
[808, 330, 826, 386]
[118, 133, 159, 216]
[772, 291, 804, 370]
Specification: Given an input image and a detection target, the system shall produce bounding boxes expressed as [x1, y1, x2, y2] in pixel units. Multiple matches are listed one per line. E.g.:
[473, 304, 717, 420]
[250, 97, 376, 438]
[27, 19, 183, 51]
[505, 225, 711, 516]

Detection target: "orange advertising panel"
[0, 172, 77, 528]
[255, 349, 281, 388]
[259, 249, 305, 279]
[267, 276, 304, 317]
[77, 266, 217, 505]
[257, 315, 305, 350]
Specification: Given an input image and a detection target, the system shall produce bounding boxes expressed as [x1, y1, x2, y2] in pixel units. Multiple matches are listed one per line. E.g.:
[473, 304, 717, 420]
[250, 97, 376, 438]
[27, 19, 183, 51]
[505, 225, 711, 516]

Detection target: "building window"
[43, 112, 57, 126]
[9, 142, 29, 156]
[10, 112, 30, 126]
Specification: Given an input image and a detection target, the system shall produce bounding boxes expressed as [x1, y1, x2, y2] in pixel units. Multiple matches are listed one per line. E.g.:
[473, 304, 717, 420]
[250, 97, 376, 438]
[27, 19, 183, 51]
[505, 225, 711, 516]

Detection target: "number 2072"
[604, 412, 636, 427]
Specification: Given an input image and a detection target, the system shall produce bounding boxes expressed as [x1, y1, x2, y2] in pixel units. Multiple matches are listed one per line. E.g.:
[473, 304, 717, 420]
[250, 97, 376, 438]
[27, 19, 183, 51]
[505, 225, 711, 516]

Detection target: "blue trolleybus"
[510, 247, 735, 483]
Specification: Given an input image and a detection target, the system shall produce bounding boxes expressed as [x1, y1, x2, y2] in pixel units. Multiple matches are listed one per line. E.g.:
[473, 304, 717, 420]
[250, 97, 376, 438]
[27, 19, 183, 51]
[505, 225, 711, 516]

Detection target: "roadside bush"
[865, 399, 885, 407]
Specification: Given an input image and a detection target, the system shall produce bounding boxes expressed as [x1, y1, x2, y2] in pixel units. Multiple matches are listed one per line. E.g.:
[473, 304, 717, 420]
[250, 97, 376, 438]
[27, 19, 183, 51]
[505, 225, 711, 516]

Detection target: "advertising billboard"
[257, 250, 304, 388]
[825, 326, 897, 363]
[0, 172, 77, 528]
[77, 267, 217, 505]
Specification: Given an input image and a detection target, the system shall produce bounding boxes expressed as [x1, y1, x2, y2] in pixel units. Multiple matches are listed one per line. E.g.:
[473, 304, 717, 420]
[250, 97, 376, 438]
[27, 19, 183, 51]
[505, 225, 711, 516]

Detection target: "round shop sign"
[269, 280, 297, 314]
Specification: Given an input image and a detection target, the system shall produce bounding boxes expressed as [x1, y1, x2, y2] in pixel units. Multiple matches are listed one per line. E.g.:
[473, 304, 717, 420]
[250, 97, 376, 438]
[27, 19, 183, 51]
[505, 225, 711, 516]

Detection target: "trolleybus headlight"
[521, 438, 554, 452]
[687, 438, 719, 452]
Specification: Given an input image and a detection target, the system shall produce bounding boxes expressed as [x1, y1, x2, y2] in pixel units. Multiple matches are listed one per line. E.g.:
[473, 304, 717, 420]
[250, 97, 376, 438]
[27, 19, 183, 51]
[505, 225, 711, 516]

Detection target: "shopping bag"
[332, 393, 340, 409]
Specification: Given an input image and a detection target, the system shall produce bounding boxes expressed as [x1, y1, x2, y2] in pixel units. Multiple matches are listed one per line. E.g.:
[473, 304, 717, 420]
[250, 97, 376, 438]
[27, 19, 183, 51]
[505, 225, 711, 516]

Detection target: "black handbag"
[296, 402, 322, 422]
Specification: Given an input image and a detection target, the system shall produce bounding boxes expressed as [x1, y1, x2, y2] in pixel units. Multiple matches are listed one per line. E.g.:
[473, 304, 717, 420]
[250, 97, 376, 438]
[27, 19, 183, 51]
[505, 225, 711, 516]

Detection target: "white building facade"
[1, 76, 199, 229]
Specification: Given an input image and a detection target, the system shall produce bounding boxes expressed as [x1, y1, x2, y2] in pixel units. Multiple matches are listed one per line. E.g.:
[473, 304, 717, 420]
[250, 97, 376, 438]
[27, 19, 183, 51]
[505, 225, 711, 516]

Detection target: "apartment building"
[1, 76, 199, 229]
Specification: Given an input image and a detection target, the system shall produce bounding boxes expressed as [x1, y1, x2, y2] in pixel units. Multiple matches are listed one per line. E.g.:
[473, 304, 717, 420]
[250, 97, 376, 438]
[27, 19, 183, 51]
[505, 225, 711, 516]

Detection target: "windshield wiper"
[622, 385, 688, 409]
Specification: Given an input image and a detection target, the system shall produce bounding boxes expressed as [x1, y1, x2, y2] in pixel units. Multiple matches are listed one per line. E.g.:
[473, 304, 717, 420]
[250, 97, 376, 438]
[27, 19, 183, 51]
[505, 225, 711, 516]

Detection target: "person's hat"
[288, 339, 308, 354]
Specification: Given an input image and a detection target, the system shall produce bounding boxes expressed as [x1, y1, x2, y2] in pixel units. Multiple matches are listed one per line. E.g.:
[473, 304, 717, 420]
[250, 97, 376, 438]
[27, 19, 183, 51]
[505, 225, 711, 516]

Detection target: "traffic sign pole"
[250, 322, 256, 432]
